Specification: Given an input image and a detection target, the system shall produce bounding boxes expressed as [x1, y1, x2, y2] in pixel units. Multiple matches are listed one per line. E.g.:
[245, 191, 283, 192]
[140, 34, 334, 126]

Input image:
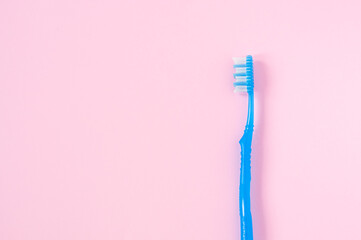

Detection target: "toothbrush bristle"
[233, 55, 254, 93]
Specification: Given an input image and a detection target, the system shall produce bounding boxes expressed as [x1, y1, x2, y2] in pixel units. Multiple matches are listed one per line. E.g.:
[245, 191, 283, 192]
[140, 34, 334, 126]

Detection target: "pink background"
[1, 0, 361, 239]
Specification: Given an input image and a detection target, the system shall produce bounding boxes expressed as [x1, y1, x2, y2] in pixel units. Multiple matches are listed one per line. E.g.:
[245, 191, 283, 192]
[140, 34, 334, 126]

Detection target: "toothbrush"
[233, 55, 254, 240]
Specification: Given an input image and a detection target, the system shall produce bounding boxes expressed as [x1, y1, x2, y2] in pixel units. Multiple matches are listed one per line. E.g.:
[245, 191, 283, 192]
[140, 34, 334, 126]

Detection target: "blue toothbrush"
[233, 55, 254, 240]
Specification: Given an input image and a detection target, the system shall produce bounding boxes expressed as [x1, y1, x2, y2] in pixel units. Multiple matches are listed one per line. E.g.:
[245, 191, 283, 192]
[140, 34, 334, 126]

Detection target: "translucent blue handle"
[239, 93, 254, 240]
[239, 125, 253, 240]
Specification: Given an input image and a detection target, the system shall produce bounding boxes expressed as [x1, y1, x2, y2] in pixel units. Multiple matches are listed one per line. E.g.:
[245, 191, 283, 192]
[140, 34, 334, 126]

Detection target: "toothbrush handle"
[239, 125, 253, 240]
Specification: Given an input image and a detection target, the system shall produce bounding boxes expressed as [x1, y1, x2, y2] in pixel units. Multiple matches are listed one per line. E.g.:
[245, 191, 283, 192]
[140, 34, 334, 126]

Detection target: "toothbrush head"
[233, 55, 254, 93]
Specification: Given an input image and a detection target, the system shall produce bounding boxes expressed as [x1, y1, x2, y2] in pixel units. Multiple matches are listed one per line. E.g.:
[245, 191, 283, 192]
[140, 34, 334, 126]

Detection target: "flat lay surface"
[1, 0, 361, 239]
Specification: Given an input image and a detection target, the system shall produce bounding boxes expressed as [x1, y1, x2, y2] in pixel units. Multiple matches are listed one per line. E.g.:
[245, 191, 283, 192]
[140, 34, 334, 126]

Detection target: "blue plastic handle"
[239, 92, 254, 240]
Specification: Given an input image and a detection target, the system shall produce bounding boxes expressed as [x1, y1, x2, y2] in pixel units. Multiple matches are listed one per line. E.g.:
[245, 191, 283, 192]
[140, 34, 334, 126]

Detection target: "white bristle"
[235, 76, 247, 82]
[232, 57, 247, 65]
[234, 86, 248, 93]
[235, 67, 247, 73]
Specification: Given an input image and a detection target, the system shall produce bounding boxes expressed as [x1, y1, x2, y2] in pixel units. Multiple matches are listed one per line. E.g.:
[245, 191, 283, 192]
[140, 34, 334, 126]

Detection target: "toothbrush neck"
[246, 92, 254, 126]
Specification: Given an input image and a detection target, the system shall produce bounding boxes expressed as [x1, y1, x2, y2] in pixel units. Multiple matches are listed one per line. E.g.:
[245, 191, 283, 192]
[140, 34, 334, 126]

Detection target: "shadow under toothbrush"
[251, 59, 268, 240]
